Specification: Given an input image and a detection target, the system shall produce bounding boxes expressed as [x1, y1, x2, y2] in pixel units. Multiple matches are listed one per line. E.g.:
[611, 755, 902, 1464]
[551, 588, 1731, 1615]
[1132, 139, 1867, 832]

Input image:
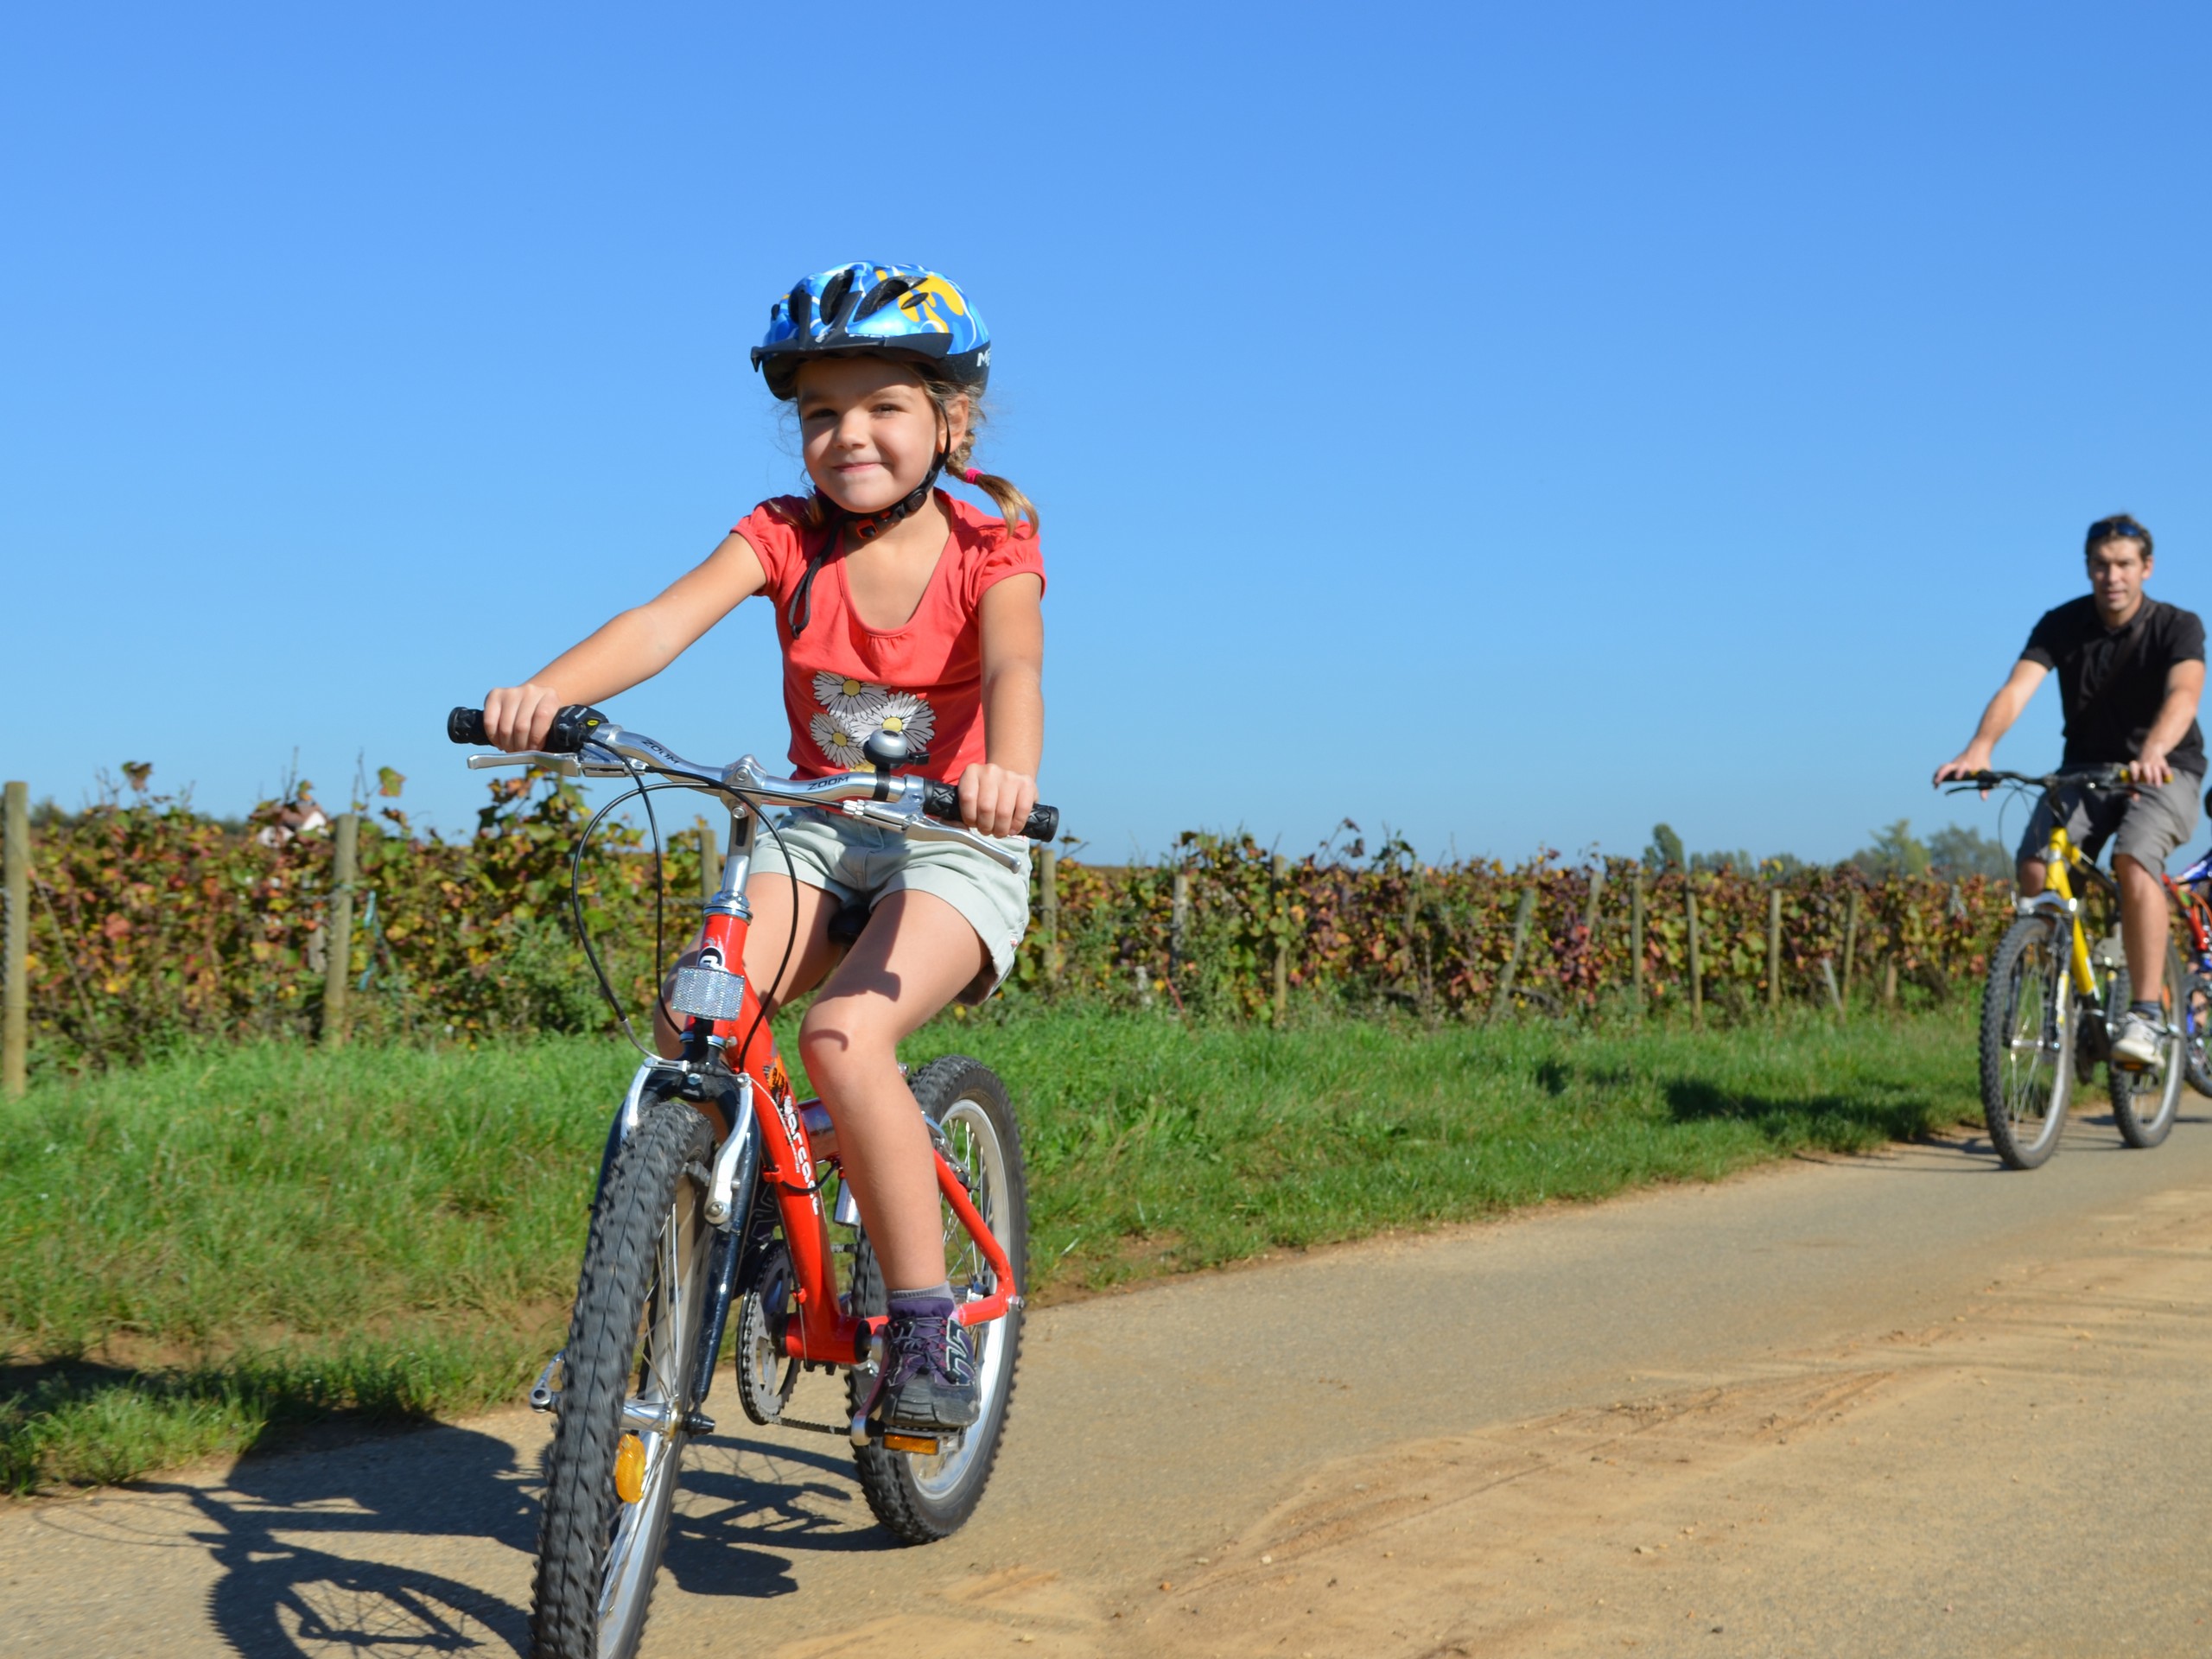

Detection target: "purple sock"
[886, 1281, 955, 1321]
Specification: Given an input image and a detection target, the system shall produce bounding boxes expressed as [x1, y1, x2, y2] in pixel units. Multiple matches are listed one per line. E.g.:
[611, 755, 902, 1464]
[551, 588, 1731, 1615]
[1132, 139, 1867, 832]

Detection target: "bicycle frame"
[2031, 824, 2107, 1000]
[626, 800, 1020, 1378]
[2162, 870, 2212, 969]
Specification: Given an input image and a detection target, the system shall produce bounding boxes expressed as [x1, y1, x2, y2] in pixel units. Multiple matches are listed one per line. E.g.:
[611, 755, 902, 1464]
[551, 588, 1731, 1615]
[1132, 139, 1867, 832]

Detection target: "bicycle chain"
[766, 1413, 855, 1439]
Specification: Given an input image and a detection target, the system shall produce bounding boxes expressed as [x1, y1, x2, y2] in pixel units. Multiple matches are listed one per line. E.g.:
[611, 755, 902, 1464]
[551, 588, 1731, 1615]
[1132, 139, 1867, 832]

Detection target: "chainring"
[734, 1241, 799, 1427]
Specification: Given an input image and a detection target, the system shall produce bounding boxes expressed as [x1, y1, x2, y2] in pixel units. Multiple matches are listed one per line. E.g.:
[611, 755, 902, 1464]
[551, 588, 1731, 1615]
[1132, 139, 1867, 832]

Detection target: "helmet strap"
[785, 448, 948, 639]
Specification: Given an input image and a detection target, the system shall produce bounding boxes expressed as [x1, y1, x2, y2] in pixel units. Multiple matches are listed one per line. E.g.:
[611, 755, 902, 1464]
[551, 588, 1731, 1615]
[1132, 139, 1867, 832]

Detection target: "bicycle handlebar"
[1945, 766, 2137, 794]
[448, 705, 1060, 844]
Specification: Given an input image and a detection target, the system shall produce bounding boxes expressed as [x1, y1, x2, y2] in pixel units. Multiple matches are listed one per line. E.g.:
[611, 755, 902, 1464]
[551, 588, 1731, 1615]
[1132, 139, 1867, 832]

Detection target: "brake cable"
[566, 772, 803, 1072]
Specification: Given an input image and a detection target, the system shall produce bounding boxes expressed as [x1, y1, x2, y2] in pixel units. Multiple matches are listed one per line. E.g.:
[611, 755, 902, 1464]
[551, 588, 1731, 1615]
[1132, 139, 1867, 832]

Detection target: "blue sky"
[6, 3, 2209, 867]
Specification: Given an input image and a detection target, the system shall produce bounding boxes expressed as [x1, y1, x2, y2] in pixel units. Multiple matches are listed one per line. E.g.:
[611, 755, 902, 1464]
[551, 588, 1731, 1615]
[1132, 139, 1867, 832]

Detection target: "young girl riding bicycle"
[479, 261, 1043, 1432]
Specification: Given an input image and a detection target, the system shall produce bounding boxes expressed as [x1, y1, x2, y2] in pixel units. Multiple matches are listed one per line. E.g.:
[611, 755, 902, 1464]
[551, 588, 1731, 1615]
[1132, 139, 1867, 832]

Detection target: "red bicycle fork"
[685, 902, 1020, 1375]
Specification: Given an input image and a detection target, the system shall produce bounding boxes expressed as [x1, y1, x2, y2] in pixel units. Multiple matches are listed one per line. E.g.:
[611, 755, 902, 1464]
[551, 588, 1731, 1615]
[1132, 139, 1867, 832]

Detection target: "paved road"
[10, 1105, 2212, 1658]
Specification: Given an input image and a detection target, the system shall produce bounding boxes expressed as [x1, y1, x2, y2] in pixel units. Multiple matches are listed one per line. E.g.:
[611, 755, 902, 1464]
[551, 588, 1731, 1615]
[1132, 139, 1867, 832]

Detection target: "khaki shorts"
[2016, 768, 2202, 874]
[749, 808, 1033, 1004]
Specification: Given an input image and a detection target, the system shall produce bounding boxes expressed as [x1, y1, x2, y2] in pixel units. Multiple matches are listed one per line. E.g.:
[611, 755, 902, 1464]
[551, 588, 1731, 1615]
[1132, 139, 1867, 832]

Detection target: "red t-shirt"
[733, 492, 1046, 784]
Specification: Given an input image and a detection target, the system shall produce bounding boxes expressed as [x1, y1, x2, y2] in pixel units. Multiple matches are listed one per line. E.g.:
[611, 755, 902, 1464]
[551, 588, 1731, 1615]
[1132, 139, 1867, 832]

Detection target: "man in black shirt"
[1935, 514, 2206, 1067]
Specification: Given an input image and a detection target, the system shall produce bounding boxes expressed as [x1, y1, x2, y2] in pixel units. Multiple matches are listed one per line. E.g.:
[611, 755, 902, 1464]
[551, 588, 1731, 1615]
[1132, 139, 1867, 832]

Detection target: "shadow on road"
[659, 1429, 899, 1599]
[1662, 1076, 1956, 1147]
[143, 1421, 534, 1657]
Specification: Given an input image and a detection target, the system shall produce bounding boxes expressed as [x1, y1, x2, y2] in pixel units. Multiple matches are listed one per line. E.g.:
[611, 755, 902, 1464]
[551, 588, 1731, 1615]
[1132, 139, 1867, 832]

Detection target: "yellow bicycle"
[1957, 768, 2187, 1168]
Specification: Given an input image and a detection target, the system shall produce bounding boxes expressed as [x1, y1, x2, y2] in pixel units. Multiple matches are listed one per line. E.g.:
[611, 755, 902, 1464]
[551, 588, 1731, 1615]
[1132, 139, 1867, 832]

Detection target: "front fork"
[569, 1061, 767, 1418]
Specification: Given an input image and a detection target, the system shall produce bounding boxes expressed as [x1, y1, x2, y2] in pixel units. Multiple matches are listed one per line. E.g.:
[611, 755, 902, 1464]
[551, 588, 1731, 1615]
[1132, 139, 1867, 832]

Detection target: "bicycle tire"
[531, 1097, 716, 1659]
[2185, 969, 2212, 1099]
[1980, 915, 2075, 1170]
[2107, 943, 2188, 1150]
[846, 1055, 1028, 1544]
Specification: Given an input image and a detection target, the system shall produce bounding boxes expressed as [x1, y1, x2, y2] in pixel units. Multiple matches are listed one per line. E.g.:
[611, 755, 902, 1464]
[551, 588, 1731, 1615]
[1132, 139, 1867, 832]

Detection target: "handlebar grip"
[543, 704, 608, 754]
[921, 781, 1060, 842]
[448, 703, 607, 752]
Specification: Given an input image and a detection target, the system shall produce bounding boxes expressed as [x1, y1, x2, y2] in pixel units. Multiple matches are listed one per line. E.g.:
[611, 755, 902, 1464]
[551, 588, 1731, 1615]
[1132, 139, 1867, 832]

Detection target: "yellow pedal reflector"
[882, 1432, 939, 1455]
[613, 1433, 646, 1503]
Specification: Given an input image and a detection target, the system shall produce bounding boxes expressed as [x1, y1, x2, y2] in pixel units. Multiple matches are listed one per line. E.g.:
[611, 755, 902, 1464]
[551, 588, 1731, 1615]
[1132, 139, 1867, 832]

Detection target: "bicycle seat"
[828, 897, 874, 947]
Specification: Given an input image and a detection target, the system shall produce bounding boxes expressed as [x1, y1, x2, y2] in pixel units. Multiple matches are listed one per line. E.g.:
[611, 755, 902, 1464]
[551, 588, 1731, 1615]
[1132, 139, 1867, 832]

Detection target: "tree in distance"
[1643, 822, 1802, 877]
[1849, 819, 2011, 881]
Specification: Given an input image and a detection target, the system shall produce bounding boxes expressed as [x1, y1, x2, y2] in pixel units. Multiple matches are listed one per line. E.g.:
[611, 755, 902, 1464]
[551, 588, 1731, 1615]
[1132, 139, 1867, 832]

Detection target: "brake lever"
[836, 799, 1026, 873]
[467, 752, 582, 776]
[903, 817, 1027, 873]
[464, 743, 631, 779]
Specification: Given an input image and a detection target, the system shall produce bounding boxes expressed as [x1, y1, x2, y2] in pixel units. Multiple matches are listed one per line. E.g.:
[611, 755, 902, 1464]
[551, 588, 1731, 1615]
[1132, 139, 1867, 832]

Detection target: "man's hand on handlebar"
[482, 683, 570, 753]
[1933, 746, 1996, 793]
[959, 763, 1039, 840]
[2133, 746, 2177, 790]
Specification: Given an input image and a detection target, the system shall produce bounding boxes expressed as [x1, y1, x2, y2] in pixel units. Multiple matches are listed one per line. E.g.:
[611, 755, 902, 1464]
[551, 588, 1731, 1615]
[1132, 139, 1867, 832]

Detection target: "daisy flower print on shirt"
[812, 672, 887, 724]
[810, 712, 872, 770]
[869, 691, 937, 754]
[808, 675, 940, 767]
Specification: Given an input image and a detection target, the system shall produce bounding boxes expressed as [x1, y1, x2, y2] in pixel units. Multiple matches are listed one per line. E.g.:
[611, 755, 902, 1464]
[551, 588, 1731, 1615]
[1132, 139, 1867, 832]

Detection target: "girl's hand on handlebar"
[959, 762, 1038, 839]
[482, 683, 567, 753]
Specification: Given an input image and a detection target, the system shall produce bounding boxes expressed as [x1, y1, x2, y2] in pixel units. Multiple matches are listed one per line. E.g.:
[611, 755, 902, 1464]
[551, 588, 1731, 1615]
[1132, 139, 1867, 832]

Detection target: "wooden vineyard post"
[3, 781, 25, 1098]
[1038, 846, 1061, 987]
[1821, 956, 1845, 1018]
[1171, 868, 1192, 995]
[1840, 889, 1860, 1017]
[1687, 880, 1704, 1025]
[1583, 863, 1606, 949]
[1271, 853, 1290, 1022]
[698, 814, 723, 900]
[1630, 866, 1647, 1013]
[1491, 884, 1537, 1022]
[1766, 887, 1783, 1014]
[1883, 957, 1898, 1009]
[322, 811, 359, 1051]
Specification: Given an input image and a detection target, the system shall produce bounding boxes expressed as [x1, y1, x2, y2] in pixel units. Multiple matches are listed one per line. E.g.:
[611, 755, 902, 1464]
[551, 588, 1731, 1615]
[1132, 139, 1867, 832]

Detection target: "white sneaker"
[2112, 1010, 2164, 1070]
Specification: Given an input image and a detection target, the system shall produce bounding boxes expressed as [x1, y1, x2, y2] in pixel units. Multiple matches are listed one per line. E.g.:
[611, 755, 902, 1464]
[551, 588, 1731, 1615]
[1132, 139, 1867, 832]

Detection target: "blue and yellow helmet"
[751, 261, 991, 400]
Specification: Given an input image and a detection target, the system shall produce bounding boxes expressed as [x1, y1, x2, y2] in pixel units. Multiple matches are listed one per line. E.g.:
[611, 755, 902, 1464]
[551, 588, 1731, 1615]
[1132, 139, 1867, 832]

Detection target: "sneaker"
[876, 1306, 980, 1430]
[2112, 1010, 2164, 1070]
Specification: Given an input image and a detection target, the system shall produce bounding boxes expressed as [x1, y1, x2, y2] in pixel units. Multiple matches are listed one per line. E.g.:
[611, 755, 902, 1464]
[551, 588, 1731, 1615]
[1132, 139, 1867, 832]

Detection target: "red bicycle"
[2165, 847, 2212, 1099]
[448, 702, 1056, 1659]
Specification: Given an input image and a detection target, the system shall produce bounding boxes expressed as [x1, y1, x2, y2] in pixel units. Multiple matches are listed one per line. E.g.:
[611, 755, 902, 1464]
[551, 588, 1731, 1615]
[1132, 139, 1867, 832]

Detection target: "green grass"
[1, 1005, 1978, 1492]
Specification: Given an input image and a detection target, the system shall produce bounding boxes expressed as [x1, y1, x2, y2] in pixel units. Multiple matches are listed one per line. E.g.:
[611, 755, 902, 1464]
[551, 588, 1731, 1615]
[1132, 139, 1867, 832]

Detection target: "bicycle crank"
[529, 1349, 565, 1413]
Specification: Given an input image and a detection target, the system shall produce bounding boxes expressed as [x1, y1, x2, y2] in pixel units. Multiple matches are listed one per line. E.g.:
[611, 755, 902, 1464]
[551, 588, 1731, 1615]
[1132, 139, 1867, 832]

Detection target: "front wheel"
[2108, 942, 2189, 1150]
[847, 1055, 1028, 1544]
[2183, 967, 2212, 1099]
[531, 1097, 716, 1659]
[1980, 916, 2076, 1170]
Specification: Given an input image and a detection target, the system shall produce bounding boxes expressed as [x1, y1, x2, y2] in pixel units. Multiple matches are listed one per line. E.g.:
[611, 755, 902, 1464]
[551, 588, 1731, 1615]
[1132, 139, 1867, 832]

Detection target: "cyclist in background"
[1935, 513, 2206, 1066]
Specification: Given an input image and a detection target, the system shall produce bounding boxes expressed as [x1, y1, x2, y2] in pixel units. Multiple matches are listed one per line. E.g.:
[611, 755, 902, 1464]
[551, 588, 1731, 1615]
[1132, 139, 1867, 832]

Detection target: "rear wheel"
[847, 1055, 1028, 1543]
[531, 1097, 716, 1659]
[1980, 916, 2075, 1170]
[2108, 942, 2188, 1149]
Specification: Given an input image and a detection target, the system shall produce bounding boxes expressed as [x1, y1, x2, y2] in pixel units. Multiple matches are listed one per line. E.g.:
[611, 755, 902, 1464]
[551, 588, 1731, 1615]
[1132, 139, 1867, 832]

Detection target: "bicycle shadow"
[98, 1421, 537, 1657]
[1662, 1074, 2212, 1171]
[1662, 1077, 1959, 1150]
[659, 1426, 899, 1599]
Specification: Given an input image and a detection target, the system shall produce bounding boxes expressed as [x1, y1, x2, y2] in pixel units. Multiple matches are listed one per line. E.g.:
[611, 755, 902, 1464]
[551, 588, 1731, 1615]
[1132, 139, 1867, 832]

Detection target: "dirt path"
[10, 1109, 2212, 1657]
